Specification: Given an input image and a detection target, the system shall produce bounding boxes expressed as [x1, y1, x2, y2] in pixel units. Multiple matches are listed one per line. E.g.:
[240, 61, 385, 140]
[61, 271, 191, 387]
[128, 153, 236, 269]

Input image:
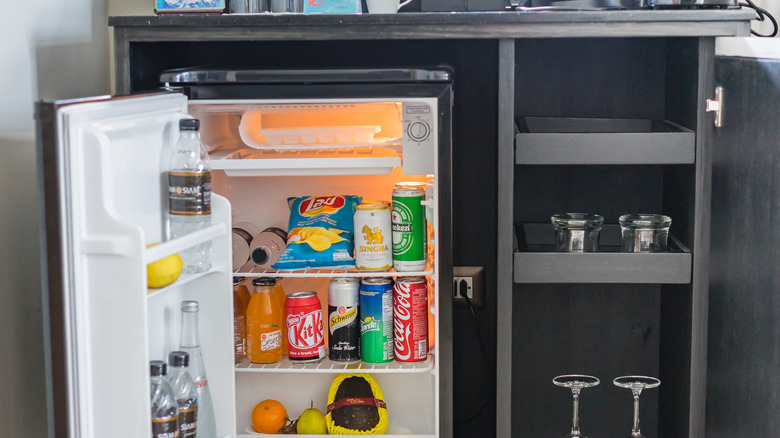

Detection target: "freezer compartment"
[190, 101, 408, 176]
[235, 372, 437, 437]
[515, 116, 695, 165]
[513, 222, 692, 283]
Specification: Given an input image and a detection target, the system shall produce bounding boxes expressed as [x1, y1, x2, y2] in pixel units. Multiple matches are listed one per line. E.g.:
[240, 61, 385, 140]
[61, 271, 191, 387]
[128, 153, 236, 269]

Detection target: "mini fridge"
[35, 68, 453, 438]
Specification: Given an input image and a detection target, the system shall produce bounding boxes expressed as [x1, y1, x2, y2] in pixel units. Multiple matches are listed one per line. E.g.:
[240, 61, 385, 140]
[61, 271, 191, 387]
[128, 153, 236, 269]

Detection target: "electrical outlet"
[453, 266, 484, 308]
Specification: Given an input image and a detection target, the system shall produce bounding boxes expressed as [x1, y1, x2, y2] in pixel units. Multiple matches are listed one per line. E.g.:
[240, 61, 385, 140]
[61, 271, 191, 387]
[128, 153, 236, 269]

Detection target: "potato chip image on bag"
[271, 195, 362, 270]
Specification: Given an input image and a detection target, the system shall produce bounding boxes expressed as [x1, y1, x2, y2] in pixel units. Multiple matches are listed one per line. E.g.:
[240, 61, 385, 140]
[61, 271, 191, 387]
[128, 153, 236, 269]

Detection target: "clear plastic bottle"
[179, 301, 217, 438]
[232, 222, 261, 270]
[166, 351, 198, 438]
[150, 360, 179, 438]
[233, 277, 247, 364]
[248, 227, 288, 269]
[167, 118, 212, 274]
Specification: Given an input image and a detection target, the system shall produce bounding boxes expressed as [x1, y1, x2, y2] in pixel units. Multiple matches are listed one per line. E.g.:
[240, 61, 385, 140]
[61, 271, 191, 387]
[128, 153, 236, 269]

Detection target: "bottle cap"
[252, 278, 276, 287]
[150, 360, 167, 377]
[250, 247, 271, 265]
[179, 118, 200, 131]
[168, 351, 190, 368]
[181, 300, 199, 312]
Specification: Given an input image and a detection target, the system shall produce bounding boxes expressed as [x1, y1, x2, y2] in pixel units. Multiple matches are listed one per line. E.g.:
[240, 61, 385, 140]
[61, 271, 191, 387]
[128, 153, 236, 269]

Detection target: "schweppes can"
[392, 183, 427, 271]
[328, 277, 360, 363]
[354, 203, 393, 272]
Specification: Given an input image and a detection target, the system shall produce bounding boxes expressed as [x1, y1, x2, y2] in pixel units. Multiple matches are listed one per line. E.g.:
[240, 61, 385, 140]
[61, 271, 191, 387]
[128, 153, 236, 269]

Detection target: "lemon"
[146, 244, 183, 288]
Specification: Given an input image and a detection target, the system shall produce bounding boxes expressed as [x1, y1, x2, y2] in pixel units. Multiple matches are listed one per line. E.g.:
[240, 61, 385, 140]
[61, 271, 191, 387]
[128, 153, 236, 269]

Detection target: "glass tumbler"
[551, 213, 604, 252]
[619, 214, 672, 253]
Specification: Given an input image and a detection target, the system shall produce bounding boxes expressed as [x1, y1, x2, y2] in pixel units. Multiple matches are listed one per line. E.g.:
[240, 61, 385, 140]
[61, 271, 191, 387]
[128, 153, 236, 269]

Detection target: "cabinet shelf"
[515, 117, 695, 165]
[513, 223, 692, 284]
[235, 354, 435, 374]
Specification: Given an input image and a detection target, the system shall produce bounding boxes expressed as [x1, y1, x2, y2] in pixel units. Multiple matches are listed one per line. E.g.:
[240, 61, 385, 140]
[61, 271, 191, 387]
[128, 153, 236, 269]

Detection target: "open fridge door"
[38, 93, 236, 438]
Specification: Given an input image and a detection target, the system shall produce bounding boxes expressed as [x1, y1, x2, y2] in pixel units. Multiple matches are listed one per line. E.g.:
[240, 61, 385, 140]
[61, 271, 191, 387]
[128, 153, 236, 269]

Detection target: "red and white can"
[285, 291, 325, 363]
[393, 277, 428, 363]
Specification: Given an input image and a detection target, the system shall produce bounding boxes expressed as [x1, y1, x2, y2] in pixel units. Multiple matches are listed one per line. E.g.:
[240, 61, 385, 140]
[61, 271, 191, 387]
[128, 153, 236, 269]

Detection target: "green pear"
[296, 400, 328, 434]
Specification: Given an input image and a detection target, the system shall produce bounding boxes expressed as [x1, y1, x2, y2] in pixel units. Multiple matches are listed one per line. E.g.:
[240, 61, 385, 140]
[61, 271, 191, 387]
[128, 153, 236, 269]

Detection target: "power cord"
[454, 279, 497, 425]
[741, 0, 778, 37]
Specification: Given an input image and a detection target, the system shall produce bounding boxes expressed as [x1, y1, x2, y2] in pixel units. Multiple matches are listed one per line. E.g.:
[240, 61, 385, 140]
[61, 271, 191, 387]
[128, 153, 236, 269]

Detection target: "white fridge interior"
[56, 93, 442, 437]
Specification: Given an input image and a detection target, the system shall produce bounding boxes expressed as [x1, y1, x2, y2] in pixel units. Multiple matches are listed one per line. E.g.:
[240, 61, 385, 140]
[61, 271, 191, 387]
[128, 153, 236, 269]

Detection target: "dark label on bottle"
[179, 407, 198, 438]
[152, 415, 179, 438]
[168, 171, 211, 216]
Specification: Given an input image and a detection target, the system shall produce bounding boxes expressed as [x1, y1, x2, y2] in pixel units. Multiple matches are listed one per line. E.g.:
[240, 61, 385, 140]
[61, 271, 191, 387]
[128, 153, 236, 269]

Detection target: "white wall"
[0, 0, 110, 435]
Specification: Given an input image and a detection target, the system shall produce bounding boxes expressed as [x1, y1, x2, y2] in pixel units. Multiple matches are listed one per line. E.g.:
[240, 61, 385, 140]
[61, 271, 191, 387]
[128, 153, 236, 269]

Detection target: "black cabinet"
[110, 12, 759, 438]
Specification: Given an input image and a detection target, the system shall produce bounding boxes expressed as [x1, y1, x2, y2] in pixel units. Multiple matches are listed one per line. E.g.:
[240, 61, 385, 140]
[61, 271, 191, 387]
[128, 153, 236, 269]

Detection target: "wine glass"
[613, 376, 661, 438]
[553, 374, 600, 438]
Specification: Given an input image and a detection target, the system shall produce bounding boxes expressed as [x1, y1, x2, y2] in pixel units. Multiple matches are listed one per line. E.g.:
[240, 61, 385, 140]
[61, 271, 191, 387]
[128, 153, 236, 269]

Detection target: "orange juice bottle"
[237, 277, 252, 313]
[246, 278, 283, 364]
[272, 278, 288, 354]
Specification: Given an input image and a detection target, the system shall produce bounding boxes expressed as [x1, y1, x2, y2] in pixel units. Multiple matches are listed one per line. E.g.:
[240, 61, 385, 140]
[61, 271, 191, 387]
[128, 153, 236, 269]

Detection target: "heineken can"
[328, 278, 360, 363]
[392, 183, 427, 271]
[359, 278, 394, 363]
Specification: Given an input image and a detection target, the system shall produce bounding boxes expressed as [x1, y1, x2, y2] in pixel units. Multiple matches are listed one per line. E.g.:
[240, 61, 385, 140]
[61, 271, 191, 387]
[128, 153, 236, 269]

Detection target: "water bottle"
[179, 301, 217, 438]
[167, 118, 212, 274]
[150, 361, 178, 438]
[166, 351, 198, 438]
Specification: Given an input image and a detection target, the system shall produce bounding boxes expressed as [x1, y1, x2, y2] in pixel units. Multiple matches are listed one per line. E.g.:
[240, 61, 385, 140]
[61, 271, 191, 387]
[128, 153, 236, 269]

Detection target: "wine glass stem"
[632, 390, 642, 436]
[571, 390, 581, 436]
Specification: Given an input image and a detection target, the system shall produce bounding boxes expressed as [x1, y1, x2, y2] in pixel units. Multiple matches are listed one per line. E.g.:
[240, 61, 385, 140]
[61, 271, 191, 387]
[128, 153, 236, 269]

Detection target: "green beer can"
[392, 183, 427, 271]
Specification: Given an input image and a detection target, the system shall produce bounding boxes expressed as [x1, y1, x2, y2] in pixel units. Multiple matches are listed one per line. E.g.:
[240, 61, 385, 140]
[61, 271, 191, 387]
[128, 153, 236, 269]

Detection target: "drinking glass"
[551, 213, 604, 252]
[553, 374, 600, 438]
[613, 376, 661, 438]
[618, 214, 671, 253]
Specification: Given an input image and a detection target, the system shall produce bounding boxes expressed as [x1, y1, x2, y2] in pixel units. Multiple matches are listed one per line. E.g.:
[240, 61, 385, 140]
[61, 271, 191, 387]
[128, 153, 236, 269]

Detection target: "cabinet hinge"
[706, 86, 724, 128]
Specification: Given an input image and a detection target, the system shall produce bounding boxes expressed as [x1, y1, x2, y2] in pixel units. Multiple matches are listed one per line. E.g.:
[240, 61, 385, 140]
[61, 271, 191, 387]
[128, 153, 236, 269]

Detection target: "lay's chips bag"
[272, 195, 362, 270]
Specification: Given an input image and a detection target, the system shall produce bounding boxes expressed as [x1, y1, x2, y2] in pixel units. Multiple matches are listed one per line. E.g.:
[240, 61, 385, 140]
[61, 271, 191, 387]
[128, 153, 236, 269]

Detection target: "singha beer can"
[328, 278, 360, 363]
[359, 278, 394, 363]
[392, 183, 427, 271]
[394, 277, 429, 363]
[354, 203, 393, 272]
[285, 291, 325, 363]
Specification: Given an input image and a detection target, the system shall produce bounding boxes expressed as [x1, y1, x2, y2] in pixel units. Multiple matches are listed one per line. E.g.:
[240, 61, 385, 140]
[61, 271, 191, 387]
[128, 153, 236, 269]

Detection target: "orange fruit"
[251, 399, 288, 434]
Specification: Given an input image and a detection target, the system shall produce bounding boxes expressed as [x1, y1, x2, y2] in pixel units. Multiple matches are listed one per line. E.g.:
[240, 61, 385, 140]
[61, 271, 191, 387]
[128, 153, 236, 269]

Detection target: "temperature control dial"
[407, 121, 431, 142]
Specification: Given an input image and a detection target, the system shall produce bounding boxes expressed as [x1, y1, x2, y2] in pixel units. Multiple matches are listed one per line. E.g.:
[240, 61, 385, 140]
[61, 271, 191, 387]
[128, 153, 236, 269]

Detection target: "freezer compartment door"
[49, 93, 235, 438]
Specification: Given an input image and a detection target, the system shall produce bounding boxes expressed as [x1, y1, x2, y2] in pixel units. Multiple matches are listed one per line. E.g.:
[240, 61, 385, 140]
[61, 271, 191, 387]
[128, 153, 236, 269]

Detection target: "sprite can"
[392, 183, 427, 271]
[359, 278, 394, 363]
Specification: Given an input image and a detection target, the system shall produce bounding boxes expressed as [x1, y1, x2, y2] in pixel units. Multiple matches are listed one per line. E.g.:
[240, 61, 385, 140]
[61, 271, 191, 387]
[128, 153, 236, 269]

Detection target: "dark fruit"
[331, 376, 380, 431]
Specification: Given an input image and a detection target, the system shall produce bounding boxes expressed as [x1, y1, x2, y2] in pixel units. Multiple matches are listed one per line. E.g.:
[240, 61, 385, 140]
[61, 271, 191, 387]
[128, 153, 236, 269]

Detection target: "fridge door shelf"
[235, 354, 435, 374]
[144, 221, 227, 264]
[233, 257, 434, 278]
[210, 147, 402, 177]
[513, 222, 692, 284]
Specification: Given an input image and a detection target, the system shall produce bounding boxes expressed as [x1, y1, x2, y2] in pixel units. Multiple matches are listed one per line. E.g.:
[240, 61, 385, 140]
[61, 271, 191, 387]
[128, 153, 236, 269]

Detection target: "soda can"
[392, 183, 427, 271]
[393, 277, 429, 363]
[284, 291, 325, 363]
[359, 278, 394, 363]
[328, 278, 361, 363]
[354, 203, 393, 272]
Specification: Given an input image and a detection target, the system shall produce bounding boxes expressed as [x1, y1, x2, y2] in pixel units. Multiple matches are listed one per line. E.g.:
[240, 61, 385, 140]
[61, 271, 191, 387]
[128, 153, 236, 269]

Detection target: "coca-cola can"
[393, 277, 428, 363]
[285, 291, 325, 363]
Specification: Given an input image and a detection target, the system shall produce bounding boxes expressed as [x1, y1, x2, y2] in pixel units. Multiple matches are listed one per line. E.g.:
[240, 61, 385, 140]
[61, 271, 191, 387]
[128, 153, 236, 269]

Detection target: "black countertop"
[110, 10, 753, 39]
